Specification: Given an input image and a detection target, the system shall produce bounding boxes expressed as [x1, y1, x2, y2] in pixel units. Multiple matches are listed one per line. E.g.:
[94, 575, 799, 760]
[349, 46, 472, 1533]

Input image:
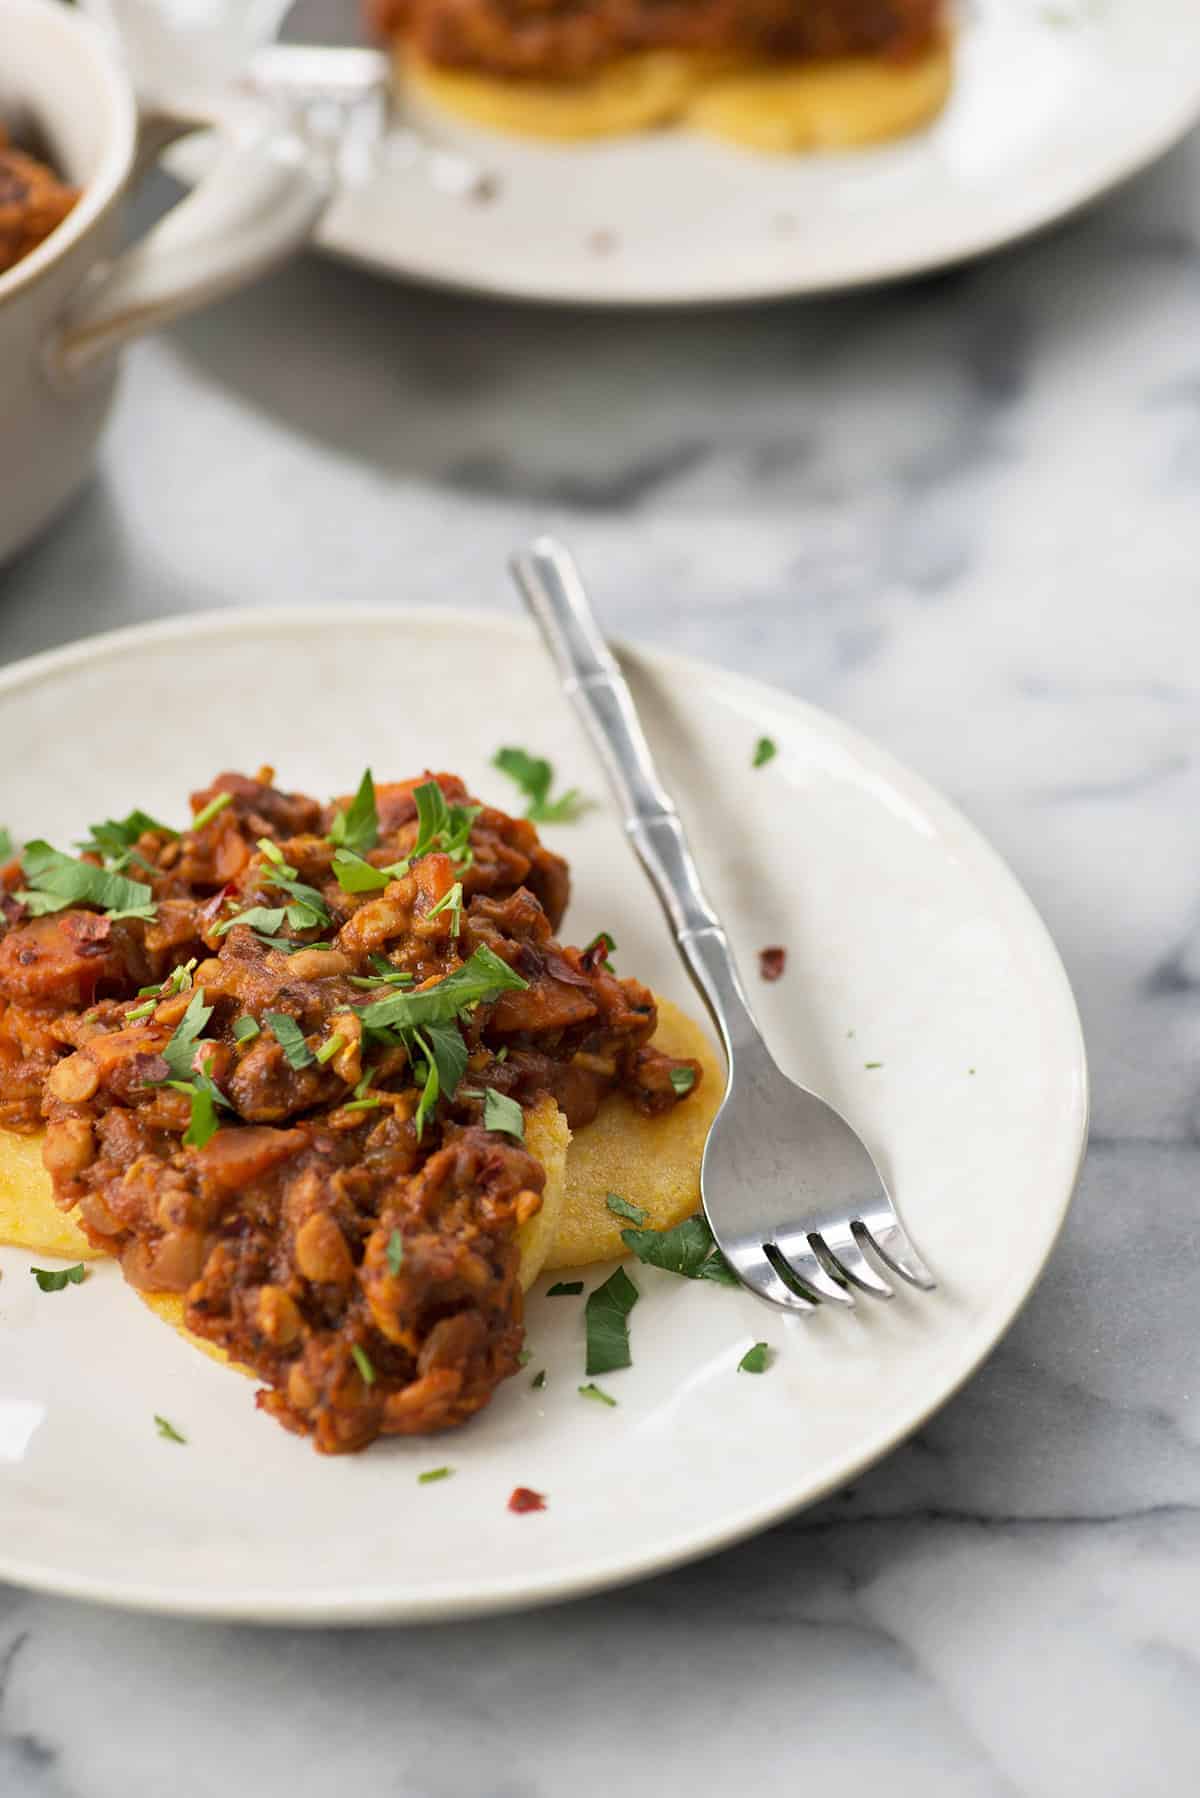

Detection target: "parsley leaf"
[154, 1414, 187, 1443]
[212, 904, 287, 940]
[31, 1263, 86, 1292]
[18, 841, 156, 922]
[331, 849, 400, 894]
[578, 1382, 617, 1407]
[418, 1466, 453, 1484]
[483, 1087, 524, 1140]
[669, 1067, 696, 1097]
[531, 1369, 546, 1390]
[165, 1072, 228, 1150]
[191, 792, 234, 830]
[738, 1342, 771, 1374]
[158, 988, 214, 1082]
[492, 747, 585, 823]
[232, 1015, 260, 1044]
[585, 1265, 638, 1375]
[752, 737, 777, 769]
[605, 1193, 647, 1225]
[356, 945, 527, 1033]
[386, 1229, 404, 1277]
[410, 781, 480, 865]
[621, 1214, 738, 1286]
[257, 861, 330, 932]
[329, 770, 379, 856]
[426, 880, 463, 937]
[547, 1281, 583, 1297]
[351, 1344, 376, 1385]
[419, 1020, 469, 1101]
[264, 1011, 314, 1070]
[76, 809, 176, 871]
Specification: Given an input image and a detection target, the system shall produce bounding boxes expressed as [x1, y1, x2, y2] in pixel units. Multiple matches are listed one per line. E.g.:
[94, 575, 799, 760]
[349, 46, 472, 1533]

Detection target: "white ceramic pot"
[0, 0, 331, 565]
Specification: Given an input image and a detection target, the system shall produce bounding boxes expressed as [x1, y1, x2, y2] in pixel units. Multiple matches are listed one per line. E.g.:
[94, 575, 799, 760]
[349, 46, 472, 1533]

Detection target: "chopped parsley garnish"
[669, 1067, 696, 1096]
[418, 1466, 453, 1484]
[752, 737, 777, 769]
[125, 998, 156, 1023]
[356, 944, 527, 1033]
[254, 853, 331, 933]
[343, 1096, 382, 1113]
[212, 903, 287, 940]
[865, 1061, 883, 1070]
[386, 1230, 405, 1277]
[328, 769, 379, 857]
[738, 1342, 771, 1374]
[160, 988, 214, 1081]
[620, 1214, 739, 1286]
[492, 747, 586, 823]
[547, 1281, 583, 1297]
[314, 1032, 345, 1066]
[77, 808, 176, 872]
[483, 1087, 524, 1141]
[31, 1263, 86, 1292]
[410, 780, 479, 864]
[264, 1011, 314, 1070]
[585, 1266, 638, 1375]
[605, 1193, 647, 1225]
[531, 1369, 546, 1390]
[232, 1015, 260, 1044]
[578, 1382, 617, 1407]
[191, 791, 234, 831]
[332, 849, 402, 894]
[165, 1068, 230, 1150]
[517, 1347, 531, 1367]
[351, 1344, 376, 1385]
[585, 930, 617, 972]
[348, 955, 413, 989]
[18, 841, 156, 922]
[426, 880, 463, 937]
[154, 1414, 187, 1443]
[0, 827, 11, 862]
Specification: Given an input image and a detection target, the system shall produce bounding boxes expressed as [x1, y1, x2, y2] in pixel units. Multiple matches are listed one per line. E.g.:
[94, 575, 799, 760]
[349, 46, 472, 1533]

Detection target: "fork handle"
[510, 538, 768, 1068]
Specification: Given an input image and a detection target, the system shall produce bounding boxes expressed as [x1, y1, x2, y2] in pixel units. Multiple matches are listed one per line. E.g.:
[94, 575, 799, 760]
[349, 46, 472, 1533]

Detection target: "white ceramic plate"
[0, 608, 1086, 1622]
[172, 0, 1200, 303]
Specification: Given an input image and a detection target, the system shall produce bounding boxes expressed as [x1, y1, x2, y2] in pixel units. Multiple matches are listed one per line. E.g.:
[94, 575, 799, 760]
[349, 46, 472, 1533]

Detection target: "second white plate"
[174, 0, 1200, 303]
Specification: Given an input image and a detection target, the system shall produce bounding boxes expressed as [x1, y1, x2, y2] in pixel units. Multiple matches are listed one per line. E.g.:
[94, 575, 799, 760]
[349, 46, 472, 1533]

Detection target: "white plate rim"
[0, 606, 1089, 1623]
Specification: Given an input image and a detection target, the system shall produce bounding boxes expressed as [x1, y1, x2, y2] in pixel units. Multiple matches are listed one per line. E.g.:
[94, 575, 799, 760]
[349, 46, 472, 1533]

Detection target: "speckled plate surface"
[0, 608, 1087, 1622]
[179, 0, 1200, 303]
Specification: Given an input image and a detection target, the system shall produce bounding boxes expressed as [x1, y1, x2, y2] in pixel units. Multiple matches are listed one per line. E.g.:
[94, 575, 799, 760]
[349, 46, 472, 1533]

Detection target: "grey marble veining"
[2, 119, 1200, 1798]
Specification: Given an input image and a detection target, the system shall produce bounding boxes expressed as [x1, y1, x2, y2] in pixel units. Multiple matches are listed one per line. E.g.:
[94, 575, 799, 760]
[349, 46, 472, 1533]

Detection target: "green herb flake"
[31, 1263, 86, 1292]
[124, 998, 157, 1024]
[232, 1016, 261, 1045]
[328, 769, 380, 857]
[159, 988, 214, 1082]
[738, 1342, 771, 1375]
[531, 1370, 547, 1391]
[191, 791, 234, 831]
[492, 747, 586, 824]
[483, 1087, 525, 1141]
[351, 1344, 376, 1386]
[426, 880, 464, 937]
[547, 1281, 583, 1297]
[314, 1032, 345, 1066]
[517, 1347, 531, 1367]
[586, 930, 617, 971]
[18, 841, 156, 922]
[578, 1382, 617, 1408]
[585, 1265, 639, 1376]
[76, 809, 177, 871]
[264, 1011, 315, 1070]
[621, 1214, 738, 1287]
[386, 1229, 405, 1278]
[343, 1096, 382, 1113]
[752, 737, 777, 769]
[605, 1193, 647, 1226]
[864, 1061, 883, 1071]
[409, 780, 480, 866]
[418, 1466, 454, 1485]
[669, 1066, 696, 1097]
[154, 1414, 187, 1443]
[332, 849, 395, 894]
[212, 904, 287, 940]
[357, 944, 527, 1033]
[164, 1070, 229, 1150]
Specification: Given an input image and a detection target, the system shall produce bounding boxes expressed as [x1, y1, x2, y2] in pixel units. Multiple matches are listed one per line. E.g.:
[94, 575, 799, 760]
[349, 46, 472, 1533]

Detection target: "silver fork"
[511, 538, 936, 1315]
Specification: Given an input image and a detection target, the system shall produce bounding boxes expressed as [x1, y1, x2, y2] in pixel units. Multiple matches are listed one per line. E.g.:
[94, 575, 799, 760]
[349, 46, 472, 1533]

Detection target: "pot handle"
[46, 101, 331, 382]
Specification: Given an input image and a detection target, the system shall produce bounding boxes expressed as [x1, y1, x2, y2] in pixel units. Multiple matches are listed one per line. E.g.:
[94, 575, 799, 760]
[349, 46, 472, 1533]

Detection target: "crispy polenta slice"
[0, 1126, 96, 1260]
[546, 996, 723, 1271]
[404, 47, 724, 140]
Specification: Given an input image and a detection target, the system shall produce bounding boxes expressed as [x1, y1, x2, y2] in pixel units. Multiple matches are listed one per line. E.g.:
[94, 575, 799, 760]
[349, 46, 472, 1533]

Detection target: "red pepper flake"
[759, 946, 787, 982]
[508, 1486, 546, 1514]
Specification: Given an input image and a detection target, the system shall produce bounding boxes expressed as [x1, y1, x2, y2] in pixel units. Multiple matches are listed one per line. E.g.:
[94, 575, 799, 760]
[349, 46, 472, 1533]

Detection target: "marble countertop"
[3, 120, 1200, 1797]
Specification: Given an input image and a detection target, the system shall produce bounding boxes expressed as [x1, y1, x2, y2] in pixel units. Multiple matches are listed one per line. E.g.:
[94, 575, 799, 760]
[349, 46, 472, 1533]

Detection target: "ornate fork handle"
[510, 537, 769, 1068]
